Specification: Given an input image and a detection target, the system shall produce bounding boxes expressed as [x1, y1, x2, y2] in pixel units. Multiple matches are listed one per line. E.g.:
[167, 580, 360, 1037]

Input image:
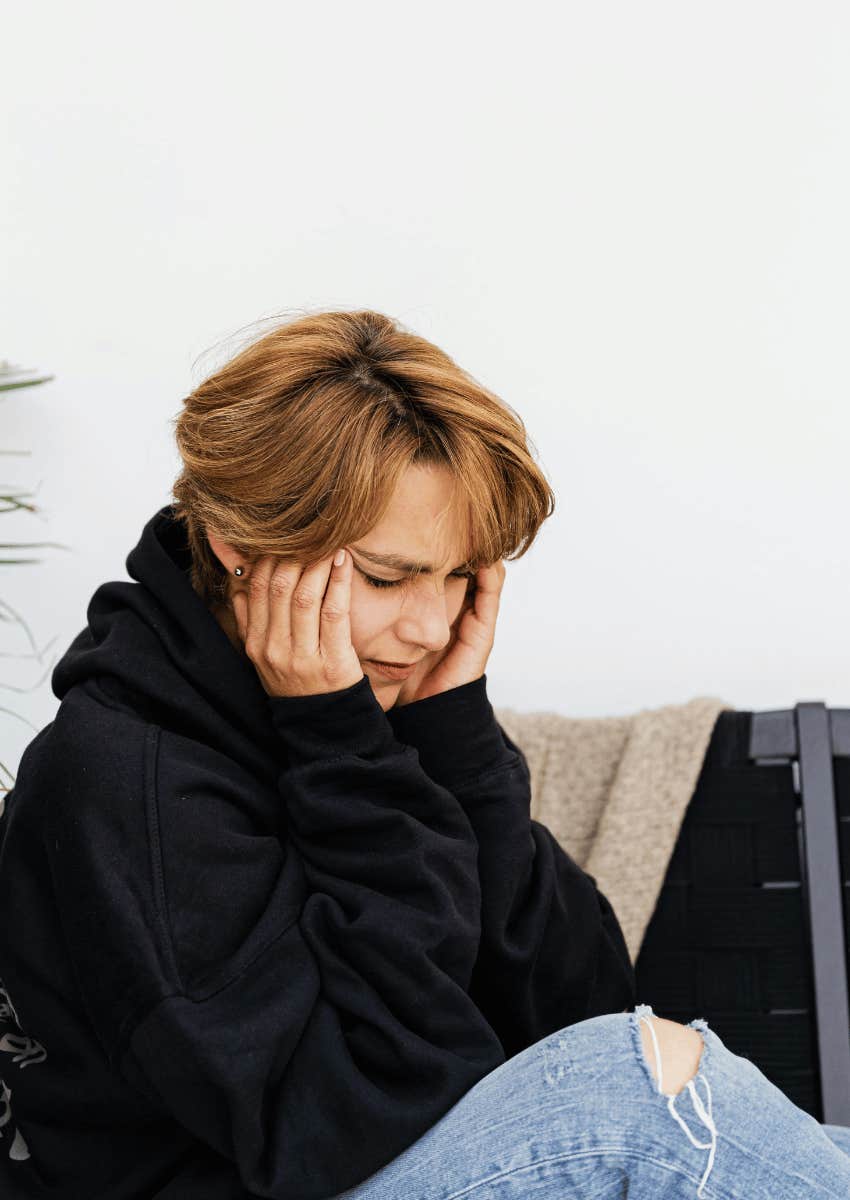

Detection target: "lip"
[367, 659, 419, 680]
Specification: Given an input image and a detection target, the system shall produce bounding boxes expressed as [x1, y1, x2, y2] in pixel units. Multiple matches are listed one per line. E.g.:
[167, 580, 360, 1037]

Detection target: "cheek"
[347, 594, 392, 653]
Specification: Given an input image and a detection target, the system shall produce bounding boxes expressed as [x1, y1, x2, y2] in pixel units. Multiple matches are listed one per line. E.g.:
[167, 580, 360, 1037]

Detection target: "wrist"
[386, 674, 517, 790]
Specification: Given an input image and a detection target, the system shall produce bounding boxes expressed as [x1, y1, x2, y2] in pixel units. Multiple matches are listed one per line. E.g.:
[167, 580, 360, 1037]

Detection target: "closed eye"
[362, 570, 476, 590]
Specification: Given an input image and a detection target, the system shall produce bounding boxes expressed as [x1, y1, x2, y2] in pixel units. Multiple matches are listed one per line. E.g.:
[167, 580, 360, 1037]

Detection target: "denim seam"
[441, 1143, 728, 1200]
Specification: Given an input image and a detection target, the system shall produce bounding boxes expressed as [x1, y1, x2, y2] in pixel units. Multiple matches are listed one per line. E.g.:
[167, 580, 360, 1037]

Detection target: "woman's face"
[209, 464, 474, 712]
[345, 464, 473, 710]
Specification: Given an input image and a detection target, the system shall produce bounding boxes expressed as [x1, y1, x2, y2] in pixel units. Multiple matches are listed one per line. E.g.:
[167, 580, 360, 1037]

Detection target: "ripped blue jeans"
[333, 1003, 850, 1199]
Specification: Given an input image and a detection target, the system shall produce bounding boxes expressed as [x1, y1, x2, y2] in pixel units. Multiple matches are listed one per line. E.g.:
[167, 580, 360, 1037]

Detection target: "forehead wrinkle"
[351, 547, 464, 575]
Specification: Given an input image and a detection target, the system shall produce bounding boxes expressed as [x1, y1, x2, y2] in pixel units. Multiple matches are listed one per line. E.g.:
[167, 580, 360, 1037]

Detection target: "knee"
[638, 1015, 705, 1097]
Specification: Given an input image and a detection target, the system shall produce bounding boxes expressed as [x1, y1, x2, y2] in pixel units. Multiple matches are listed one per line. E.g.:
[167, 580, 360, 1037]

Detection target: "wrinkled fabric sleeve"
[387, 675, 637, 1060]
[118, 675, 508, 1200]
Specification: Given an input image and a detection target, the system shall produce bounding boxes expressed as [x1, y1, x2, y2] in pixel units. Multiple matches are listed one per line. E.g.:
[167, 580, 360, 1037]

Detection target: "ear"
[207, 530, 244, 576]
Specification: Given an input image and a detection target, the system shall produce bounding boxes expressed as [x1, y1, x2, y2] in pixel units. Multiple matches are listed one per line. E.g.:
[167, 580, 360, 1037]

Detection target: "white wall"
[3, 0, 849, 784]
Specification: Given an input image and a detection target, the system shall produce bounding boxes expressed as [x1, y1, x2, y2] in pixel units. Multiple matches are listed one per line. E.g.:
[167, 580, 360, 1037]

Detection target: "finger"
[263, 555, 304, 659]
[242, 555, 280, 656]
[319, 547, 353, 656]
[288, 553, 336, 660]
[469, 562, 504, 634]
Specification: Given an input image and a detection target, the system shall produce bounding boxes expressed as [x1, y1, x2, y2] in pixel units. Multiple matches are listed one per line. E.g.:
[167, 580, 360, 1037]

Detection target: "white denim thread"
[639, 1013, 718, 1198]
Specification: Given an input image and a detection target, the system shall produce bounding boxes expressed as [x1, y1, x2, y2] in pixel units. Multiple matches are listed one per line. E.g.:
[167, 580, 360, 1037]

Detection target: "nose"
[393, 585, 455, 655]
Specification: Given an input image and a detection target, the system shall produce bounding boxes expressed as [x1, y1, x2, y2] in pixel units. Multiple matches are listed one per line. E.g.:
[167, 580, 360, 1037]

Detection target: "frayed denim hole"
[686, 1016, 712, 1078]
[539, 1017, 625, 1087]
[631, 1009, 714, 1098]
[540, 1033, 572, 1085]
[630, 1003, 663, 1093]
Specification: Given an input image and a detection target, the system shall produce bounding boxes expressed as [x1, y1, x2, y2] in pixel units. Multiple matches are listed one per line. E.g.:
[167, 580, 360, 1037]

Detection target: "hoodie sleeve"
[115, 674, 509, 1200]
[387, 675, 637, 1060]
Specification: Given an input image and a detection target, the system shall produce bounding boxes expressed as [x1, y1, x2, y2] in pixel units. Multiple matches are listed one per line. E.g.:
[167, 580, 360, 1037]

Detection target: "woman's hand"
[393, 560, 506, 706]
[231, 549, 364, 698]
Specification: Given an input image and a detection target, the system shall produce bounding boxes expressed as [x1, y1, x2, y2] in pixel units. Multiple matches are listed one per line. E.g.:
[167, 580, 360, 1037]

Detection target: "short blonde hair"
[170, 308, 556, 610]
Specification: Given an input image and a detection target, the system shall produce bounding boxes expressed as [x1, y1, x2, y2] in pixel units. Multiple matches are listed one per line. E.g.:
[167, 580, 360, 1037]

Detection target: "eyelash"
[362, 570, 476, 590]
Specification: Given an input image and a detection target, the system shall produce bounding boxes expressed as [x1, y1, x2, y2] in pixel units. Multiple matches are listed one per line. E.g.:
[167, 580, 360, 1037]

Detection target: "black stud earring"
[234, 566, 244, 576]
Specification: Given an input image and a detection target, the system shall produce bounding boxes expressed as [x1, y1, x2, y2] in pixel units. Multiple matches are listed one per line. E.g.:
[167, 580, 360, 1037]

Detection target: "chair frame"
[750, 702, 850, 1125]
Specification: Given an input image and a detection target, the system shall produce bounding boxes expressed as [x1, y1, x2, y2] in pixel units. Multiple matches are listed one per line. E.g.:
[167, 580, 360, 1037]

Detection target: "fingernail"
[334, 548, 346, 566]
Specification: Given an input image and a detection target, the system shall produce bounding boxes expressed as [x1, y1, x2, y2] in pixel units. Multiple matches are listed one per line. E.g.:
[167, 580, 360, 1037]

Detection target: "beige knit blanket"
[493, 696, 735, 965]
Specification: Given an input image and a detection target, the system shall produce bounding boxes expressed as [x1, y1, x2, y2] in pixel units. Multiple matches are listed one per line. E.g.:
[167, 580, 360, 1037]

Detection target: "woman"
[1, 309, 849, 1200]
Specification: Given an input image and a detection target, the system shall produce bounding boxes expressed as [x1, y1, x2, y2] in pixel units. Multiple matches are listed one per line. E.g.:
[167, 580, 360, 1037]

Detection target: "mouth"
[366, 659, 420, 680]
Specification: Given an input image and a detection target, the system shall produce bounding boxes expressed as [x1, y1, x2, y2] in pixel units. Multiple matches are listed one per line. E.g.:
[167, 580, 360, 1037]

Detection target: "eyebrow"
[351, 548, 464, 575]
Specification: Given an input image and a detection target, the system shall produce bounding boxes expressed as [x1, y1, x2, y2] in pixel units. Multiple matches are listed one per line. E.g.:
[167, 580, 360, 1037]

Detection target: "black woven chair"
[634, 703, 850, 1125]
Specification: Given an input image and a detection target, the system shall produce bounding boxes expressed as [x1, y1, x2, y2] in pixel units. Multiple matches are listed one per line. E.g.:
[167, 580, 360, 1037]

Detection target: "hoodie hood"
[51, 503, 280, 769]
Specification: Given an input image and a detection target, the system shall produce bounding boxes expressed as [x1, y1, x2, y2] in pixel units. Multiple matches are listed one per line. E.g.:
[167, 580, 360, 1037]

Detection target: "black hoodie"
[0, 504, 635, 1200]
